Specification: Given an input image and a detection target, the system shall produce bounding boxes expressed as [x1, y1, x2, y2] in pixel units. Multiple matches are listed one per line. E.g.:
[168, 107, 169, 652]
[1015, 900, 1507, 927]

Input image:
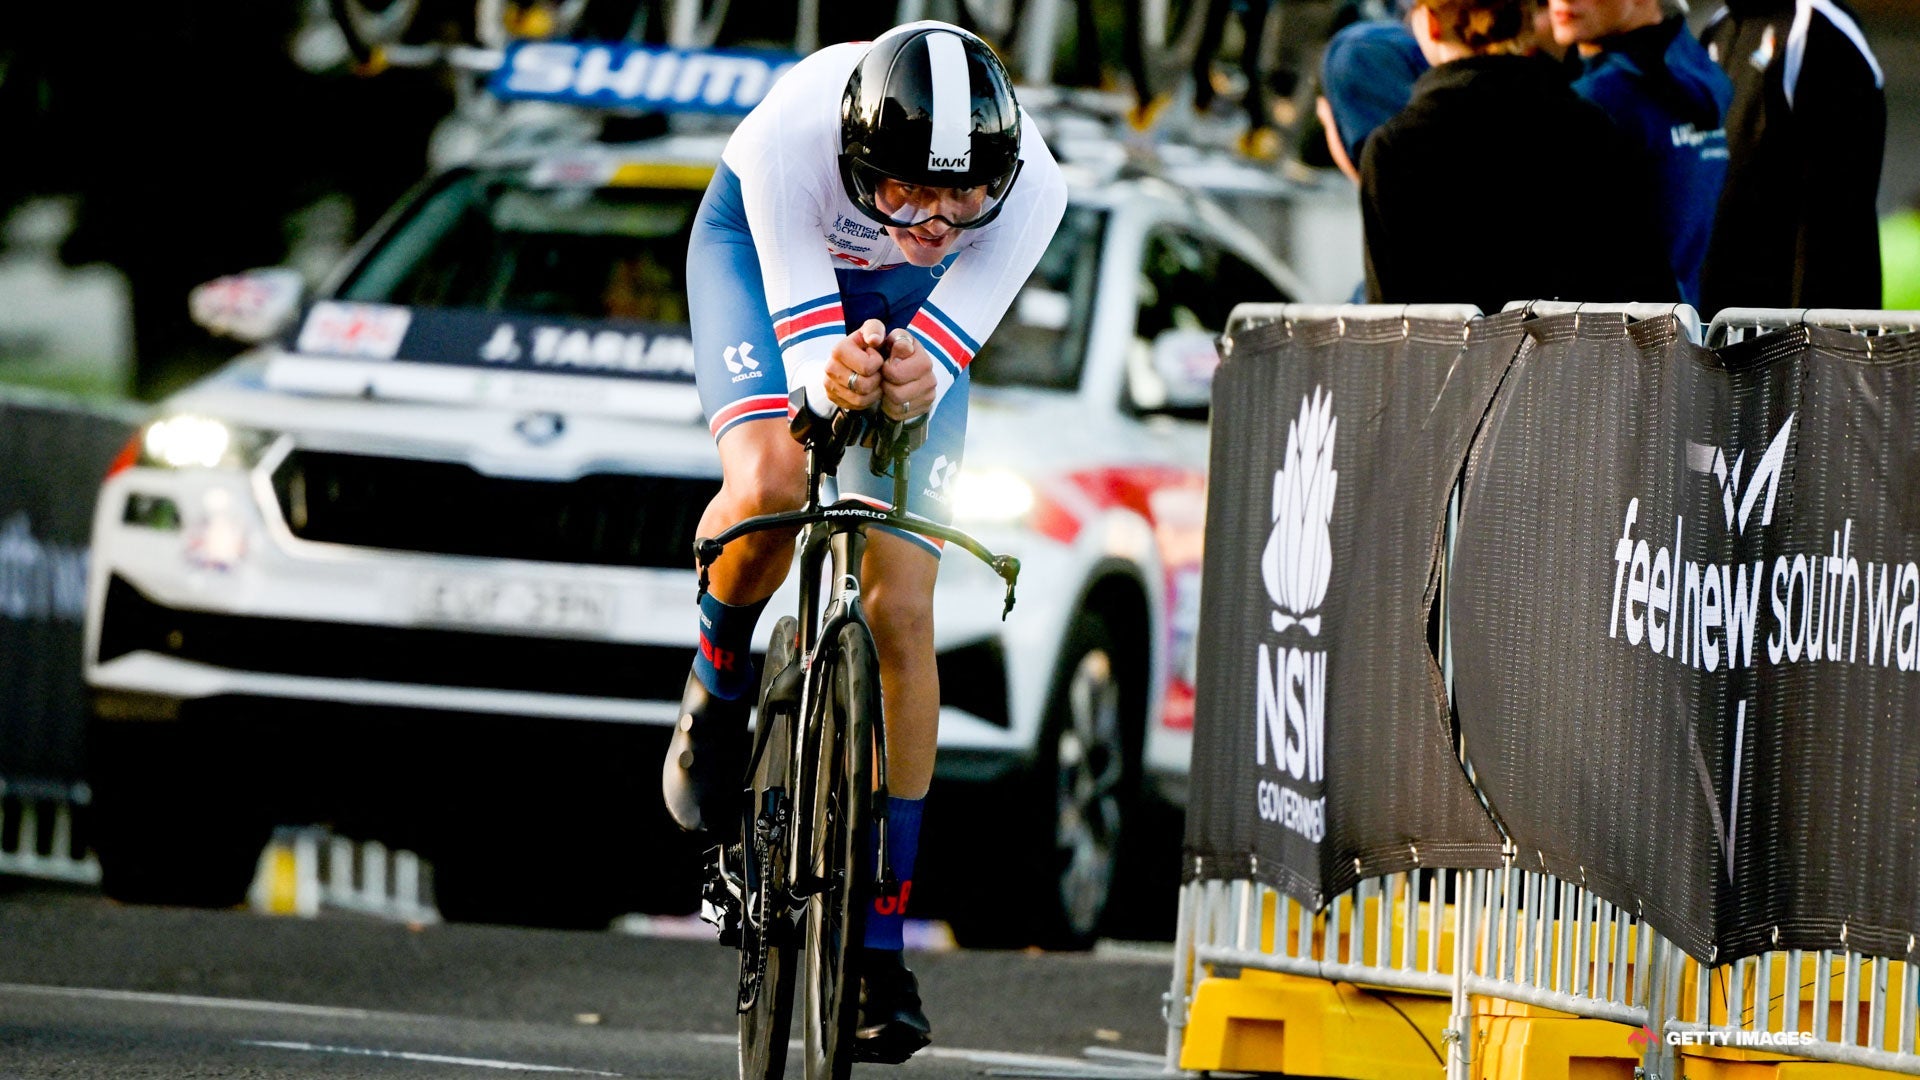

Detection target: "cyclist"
[662, 20, 1067, 1064]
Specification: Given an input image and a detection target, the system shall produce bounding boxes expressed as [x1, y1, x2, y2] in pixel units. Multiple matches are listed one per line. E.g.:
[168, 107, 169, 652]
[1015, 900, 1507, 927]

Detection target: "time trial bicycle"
[693, 388, 1019, 1080]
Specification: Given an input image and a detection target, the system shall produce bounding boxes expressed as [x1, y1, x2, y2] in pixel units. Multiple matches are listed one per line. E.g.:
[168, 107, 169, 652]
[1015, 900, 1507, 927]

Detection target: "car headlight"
[952, 468, 1035, 524]
[138, 416, 275, 470]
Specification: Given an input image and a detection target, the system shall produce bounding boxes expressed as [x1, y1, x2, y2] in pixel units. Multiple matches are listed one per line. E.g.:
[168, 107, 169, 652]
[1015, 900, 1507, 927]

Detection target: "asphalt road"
[0, 878, 1179, 1080]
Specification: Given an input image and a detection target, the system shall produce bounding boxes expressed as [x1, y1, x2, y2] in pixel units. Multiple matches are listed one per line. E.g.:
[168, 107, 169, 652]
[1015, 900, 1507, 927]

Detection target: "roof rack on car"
[1019, 83, 1293, 196]
[325, 1, 1309, 202]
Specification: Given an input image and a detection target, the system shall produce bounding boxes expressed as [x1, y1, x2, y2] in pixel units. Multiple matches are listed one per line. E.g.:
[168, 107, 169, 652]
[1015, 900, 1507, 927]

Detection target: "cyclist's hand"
[825, 320, 887, 412]
[879, 330, 935, 422]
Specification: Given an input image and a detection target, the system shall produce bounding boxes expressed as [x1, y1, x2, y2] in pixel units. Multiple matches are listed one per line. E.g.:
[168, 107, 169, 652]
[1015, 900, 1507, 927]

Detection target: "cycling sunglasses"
[841, 158, 1025, 232]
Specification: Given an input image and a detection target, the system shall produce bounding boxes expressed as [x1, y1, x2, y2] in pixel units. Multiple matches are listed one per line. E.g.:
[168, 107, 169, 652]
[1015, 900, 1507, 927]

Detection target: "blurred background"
[2, 0, 1912, 405]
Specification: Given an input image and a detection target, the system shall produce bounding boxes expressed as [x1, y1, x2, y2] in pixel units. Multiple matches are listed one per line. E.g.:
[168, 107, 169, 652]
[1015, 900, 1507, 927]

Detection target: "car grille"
[269, 449, 720, 569]
[98, 575, 695, 701]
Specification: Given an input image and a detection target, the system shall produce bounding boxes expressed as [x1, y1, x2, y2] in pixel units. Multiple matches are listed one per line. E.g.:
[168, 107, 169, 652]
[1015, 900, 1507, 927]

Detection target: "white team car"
[82, 124, 1303, 943]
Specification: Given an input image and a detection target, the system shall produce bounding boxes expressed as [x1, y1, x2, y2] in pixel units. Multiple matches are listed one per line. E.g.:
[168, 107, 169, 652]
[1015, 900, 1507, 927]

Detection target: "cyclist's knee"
[864, 575, 935, 653]
[717, 424, 806, 518]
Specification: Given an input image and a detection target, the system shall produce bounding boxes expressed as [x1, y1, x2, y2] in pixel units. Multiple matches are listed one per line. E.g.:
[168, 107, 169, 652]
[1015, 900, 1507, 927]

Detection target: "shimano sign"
[492, 42, 797, 114]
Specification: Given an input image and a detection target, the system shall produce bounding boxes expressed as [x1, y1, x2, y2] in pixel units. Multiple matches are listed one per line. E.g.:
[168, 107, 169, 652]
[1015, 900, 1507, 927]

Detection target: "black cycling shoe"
[661, 673, 751, 836]
[854, 948, 932, 1064]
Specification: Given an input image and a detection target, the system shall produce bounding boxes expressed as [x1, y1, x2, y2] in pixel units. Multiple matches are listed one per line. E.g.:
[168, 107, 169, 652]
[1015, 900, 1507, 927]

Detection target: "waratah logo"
[1263, 388, 1338, 635]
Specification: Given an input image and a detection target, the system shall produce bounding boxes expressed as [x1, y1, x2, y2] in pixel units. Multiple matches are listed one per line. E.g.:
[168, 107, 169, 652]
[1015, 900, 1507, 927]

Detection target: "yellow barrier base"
[1471, 1000, 1642, 1080]
[1180, 975, 1662, 1080]
[1680, 1046, 1906, 1078]
[1179, 969, 1451, 1077]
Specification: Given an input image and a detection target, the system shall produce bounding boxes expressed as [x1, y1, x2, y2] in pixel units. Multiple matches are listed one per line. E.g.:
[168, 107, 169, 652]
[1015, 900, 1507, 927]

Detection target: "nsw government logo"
[1253, 387, 1334, 844]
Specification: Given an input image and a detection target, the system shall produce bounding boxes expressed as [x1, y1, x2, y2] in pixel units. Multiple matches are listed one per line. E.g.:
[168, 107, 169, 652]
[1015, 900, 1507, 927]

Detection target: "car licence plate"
[414, 576, 615, 635]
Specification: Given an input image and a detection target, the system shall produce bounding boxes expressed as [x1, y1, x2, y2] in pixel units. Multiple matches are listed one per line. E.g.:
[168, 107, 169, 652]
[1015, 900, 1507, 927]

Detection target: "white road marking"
[923, 1047, 1122, 1068]
[241, 1040, 624, 1076]
[1090, 939, 1176, 964]
[0, 982, 425, 1022]
[690, 1032, 1122, 1073]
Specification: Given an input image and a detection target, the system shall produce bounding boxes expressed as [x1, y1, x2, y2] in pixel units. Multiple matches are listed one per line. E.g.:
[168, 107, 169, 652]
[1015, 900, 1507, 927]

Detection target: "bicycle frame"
[694, 407, 1021, 918]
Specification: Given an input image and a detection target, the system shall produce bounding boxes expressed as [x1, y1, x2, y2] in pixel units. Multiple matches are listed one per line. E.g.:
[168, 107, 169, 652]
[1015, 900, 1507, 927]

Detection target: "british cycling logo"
[723, 341, 762, 381]
[832, 214, 881, 242]
[1605, 410, 1919, 675]
[1253, 388, 1333, 844]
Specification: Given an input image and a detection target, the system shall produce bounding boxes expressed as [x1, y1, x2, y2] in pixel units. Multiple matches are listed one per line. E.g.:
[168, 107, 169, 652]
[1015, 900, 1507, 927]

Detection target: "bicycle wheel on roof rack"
[802, 622, 878, 1080]
[657, 0, 732, 47]
[472, 0, 594, 47]
[330, 0, 424, 64]
[949, 0, 1028, 53]
[1122, 0, 1216, 114]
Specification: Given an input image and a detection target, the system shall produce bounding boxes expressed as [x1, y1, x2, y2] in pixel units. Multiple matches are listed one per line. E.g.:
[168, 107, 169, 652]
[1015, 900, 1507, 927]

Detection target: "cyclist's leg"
[836, 370, 967, 1063]
[848, 530, 938, 1062]
[665, 163, 806, 834]
[688, 161, 805, 615]
[859, 531, 941, 799]
[699, 421, 805, 607]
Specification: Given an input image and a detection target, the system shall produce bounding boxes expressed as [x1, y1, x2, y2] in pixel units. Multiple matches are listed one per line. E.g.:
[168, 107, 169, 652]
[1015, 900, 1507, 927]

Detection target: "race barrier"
[249, 827, 439, 924]
[0, 389, 141, 885]
[1168, 304, 1920, 1079]
[0, 788, 99, 884]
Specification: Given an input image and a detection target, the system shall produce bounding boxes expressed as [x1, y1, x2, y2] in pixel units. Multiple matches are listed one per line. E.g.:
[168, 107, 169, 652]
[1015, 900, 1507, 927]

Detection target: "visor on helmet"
[841, 156, 1023, 231]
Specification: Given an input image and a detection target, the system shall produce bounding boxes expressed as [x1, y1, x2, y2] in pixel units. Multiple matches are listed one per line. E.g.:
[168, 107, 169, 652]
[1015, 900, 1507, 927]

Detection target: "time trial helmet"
[839, 23, 1024, 231]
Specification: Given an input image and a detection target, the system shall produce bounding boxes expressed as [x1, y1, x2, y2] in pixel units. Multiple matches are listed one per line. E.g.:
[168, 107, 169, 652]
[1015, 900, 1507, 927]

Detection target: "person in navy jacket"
[1550, 0, 1734, 308]
[1698, 0, 1886, 312]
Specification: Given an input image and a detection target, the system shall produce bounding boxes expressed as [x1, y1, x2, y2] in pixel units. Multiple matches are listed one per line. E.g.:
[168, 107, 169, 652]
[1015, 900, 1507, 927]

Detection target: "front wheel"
[803, 622, 877, 1080]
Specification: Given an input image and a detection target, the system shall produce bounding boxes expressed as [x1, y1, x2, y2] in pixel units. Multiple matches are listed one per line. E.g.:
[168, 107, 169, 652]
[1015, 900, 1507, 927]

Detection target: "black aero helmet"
[839, 23, 1024, 231]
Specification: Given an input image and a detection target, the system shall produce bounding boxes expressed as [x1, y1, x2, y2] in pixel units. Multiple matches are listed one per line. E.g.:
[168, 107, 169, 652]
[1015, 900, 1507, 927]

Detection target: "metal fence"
[0, 788, 98, 885]
[1168, 303, 1920, 1079]
[1659, 942, 1920, 1074]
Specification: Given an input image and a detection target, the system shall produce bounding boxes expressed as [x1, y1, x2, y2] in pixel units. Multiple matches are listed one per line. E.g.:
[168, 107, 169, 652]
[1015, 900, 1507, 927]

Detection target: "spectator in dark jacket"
[1698, 0, 1886, 313]
[1551, 0, 1733, 308]
[1318, 20, 1429, 183]
[1361, 0, 1677, 314]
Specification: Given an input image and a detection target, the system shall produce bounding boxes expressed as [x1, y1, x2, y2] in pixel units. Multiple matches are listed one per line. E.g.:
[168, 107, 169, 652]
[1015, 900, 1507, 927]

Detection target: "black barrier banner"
[1187, 314, 1512, 905]
[1451, 315, 1920, 961]
[0, 396, 141, 795]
